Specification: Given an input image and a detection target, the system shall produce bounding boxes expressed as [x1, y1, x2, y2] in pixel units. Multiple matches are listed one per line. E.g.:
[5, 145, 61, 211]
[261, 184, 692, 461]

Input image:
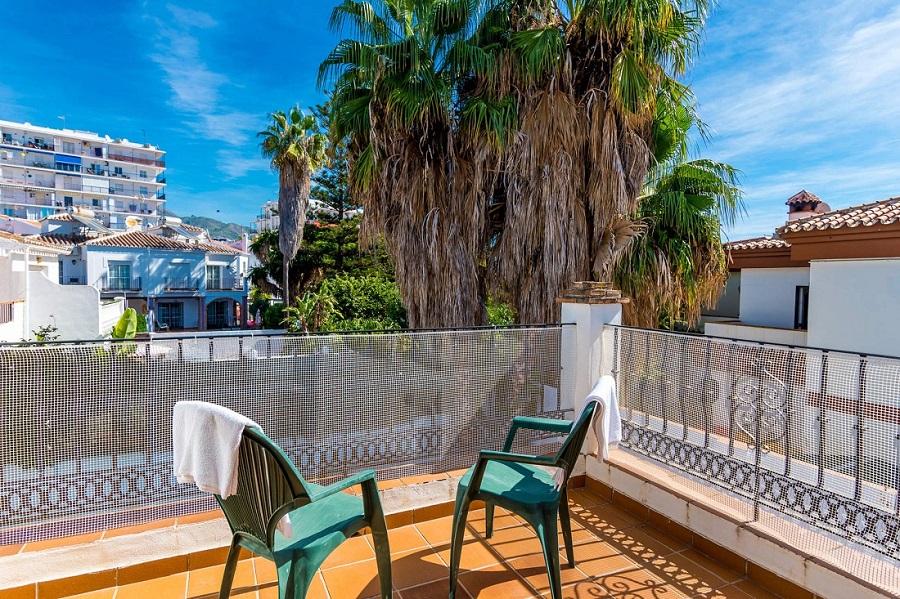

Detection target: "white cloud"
[695, 2, 900, 238]
[217, 149, 269, 180]
[147, 6, 258, 145]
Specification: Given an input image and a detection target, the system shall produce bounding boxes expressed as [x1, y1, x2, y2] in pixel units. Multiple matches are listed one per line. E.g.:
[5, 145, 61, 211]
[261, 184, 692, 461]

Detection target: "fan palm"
[321, 0, 506, 328]
[259, 106, 327, 308]
[479, 0, 712, 323]
[616, 158, 742, 328]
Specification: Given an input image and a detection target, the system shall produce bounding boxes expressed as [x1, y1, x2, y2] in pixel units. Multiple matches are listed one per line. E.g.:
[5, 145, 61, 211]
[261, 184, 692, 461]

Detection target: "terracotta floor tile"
[595, 567, 688, 599]
[475, 523, 542, 562]
[253, 557, 277, 584]
[115, 572, 188, 599]
[391, 547, 451, 590]
[467, 508, 523, 535]
[177, 511, 222, 526]
[0, 543, 23, 558]
[61, 590, 116, 599]
[554, 580, 612, 599]
[568, 489, 605, 508]
[414, 515, 472, 547]
[399, 472, 449, 486]
[386, 525, 429, 553]
[377, 477, 405, 490]
[692, 584, 759, 599]
[186, 560, 255, 597]
[321, 557, 391, 598]
[256, 572, 328, 599]
[398, 578, 455, 599]
[604, 525, 688, 561]
[567, 539, 620, 564]
[506, 553, 590, 595]
[118, 554, 189, 586]
[648, 552, 731, 596]
[575, 553, 639, 579]
[727, 580, 783, 599]
[22, 531, 102, 552]
[680, 550, 743, 585]
[102, 518, 177, 540]
[458, 563, 538, 599]
[436, 537, 503, 571]
[321, 534, 375, 569]
[574, 505, 640, 536]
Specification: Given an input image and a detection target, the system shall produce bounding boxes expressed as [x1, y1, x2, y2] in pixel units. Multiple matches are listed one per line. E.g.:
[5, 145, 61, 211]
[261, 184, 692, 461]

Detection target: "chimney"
[785, 190, 831, 223]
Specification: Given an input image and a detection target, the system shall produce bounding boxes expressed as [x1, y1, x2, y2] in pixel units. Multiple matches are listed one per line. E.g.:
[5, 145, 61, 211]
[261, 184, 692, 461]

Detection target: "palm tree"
[259, 106, 326, 308]
[616, 158, 742, 329]
[321, 0, 500, 328]
[478, 0, 712, 323]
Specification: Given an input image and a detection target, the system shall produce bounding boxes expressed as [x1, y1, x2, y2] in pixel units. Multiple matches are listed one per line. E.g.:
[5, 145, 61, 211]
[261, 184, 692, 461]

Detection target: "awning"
[55, 155, 82, 166]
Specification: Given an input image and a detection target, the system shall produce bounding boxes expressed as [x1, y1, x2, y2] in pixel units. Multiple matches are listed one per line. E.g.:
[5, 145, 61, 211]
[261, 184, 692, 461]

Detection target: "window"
[92, 198, 100, 207]
[109, 263, 132, 290]
[114, 183, 124, 193]
[139, 187, 148, 196]
[2, 207, 14, 217]
[1, 133, 11, 144]
[114, 166, 123, 175]
[63, 196, 73, 207]
[157, 302, 184, 330]
[794, 286, 810, 330]
[34, 137, 44, 146]
[56, 162, 81, 173]
[206, 265, 222, 290]
[62, 141, 75, 154]
[139, 170, 147, 178]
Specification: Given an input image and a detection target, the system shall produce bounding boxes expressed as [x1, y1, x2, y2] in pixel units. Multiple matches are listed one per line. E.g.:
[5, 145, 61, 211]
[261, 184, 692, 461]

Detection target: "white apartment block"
[254, 200, 279, 232]
[0, 120, 166, 230]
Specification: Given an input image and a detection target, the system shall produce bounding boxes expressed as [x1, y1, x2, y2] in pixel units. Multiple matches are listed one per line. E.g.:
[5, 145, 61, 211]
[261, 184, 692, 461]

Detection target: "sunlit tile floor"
[64, 489, 781, 598]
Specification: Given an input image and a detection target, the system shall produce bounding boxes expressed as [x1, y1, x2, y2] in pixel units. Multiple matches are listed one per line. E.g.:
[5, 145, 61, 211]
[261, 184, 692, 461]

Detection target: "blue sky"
[1, 1, 898, 239]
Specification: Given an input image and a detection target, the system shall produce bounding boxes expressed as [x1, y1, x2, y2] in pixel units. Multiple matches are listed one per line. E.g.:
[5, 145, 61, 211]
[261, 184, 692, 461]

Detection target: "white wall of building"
[0, 301, 24, 342]
[738, 267, 809, 329]
[807, 259, 900, 357]
[705, 321, 808, 346]
[27, 271, 118, 341]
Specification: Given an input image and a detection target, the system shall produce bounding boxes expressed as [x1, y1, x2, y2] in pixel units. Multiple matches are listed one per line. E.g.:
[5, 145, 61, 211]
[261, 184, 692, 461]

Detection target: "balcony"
[108, 153, 165, 167]
[207, 276, 243, 291]
[0, 325, 895, 598]
[61, 276, 86, 285]
[165, 277, 199, 291]
[100, 276, 142, 292]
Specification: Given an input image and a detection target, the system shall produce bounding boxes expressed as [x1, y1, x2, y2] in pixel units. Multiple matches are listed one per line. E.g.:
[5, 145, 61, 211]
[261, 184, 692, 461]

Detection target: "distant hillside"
[180, 215, 251, 240]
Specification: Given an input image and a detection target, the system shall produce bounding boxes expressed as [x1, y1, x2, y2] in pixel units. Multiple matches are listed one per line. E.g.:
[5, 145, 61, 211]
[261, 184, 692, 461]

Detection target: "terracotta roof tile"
[181, 223, 205, 233]
[0, 230, 70, 251]
[84, 231, 242, 254]
[725, 236, 790, 251]
[785, 190, 823, 206]
[778, 196, 900, 234]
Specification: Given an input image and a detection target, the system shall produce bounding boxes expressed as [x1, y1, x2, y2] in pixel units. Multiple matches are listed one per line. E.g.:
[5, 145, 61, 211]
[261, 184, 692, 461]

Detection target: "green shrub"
[487, 298, 515, 326]
[320, 274, 407, 331]
[262, 304, 286, 329]
[136, 313, 148, 333]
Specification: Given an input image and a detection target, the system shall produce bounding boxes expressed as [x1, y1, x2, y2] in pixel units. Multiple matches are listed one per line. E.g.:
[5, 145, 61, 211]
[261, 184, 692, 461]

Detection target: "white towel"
[553, 376, 622, 490]
[172, 401, 293, 538]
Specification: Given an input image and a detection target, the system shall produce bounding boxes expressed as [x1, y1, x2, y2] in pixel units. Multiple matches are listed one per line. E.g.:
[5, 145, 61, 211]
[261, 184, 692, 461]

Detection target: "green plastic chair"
[213, 427, 392, 599]
[449, 403, 598, 599]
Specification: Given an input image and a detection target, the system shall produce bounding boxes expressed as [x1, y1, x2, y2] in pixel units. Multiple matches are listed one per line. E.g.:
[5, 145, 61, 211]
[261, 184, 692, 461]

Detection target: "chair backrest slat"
[216, 428, 311, 544]
[554, 402, 598, 478]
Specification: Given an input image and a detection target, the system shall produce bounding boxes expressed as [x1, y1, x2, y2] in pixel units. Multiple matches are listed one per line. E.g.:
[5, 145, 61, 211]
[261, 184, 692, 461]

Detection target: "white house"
[0, 229, 123, 342]
[706, 191, 900, 357]
[65, 217, 250, 331]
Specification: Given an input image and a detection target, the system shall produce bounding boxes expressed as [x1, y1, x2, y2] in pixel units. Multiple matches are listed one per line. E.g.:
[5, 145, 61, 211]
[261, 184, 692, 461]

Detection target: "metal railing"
[61, 277, 86, 286]
[207, 276, 243, 291]
[100, 276, 142, 292]
[164, 277, 198, 291]
[108, 153, 164, 167]
[0, 325, 572, 543]
[604, 325, 900, 561]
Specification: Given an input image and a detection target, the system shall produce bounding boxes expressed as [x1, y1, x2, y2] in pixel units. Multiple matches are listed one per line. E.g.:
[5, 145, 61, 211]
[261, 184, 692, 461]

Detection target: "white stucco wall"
[739, 267, 810, 329]
[807, 259, 900, 357]
[27, 271, 108, 340]
[702, 272, 741, 319]
[0, 301, 24, 342]
[705, 321, 808, 346]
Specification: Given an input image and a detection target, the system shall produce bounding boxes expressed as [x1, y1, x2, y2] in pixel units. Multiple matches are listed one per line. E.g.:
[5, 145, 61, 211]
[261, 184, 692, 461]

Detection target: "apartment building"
[0, 120, 166, 230]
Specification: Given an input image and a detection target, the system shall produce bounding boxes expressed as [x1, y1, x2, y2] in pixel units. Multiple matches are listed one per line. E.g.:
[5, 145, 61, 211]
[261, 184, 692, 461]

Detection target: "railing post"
[558, 282, 627, 478]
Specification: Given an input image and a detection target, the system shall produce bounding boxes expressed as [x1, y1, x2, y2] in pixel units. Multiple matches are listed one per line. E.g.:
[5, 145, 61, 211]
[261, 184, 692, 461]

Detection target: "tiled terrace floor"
[61, 488, 781, 599]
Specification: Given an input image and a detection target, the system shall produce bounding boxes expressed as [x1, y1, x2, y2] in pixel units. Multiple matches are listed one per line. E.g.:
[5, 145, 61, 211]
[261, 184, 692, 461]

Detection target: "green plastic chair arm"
[468, 450, 564, 498]
[503, 416, 574, 452]
[308, 470, 377, 503]
[264, 470, 378, 544]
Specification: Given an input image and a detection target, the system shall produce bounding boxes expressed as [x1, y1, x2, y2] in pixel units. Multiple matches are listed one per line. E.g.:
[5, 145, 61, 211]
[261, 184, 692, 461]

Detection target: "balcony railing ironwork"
[164, 277, 198, 291]
[100, 276, 142, 292]
[0, 326, 571, 545]
[62, 276, 86, 285]
[108, 153, 165, 167]
[207, 276, 243, 291]
[604, 324, 900, 562]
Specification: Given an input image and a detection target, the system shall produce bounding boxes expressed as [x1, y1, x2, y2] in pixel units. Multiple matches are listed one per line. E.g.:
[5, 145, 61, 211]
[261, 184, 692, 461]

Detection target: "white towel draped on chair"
[553, 376, 622, 490]
[172, 401, 293, 537]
